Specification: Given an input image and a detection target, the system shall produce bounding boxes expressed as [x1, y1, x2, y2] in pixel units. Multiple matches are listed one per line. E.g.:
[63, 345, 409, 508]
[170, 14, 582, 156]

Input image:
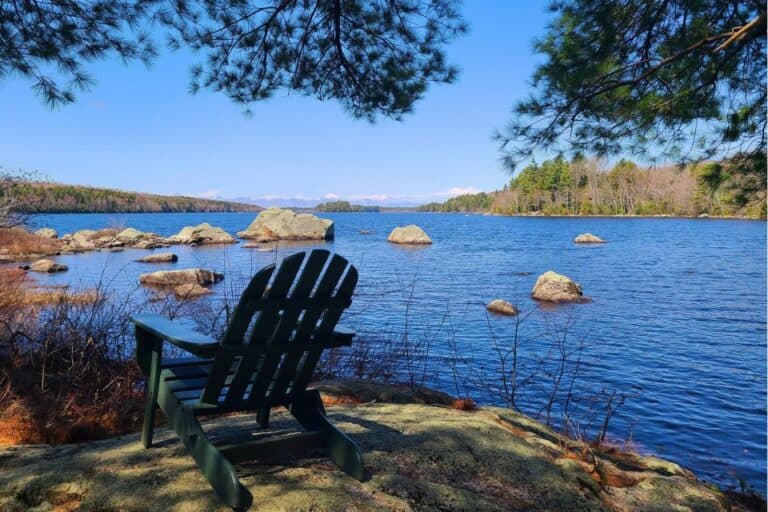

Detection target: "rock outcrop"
[24, 259, 68, 273]
[574, 233, 606, 244]
[531, 271, 586, 302]
[116, 228, 147, 243]
[387, 225, 432, 245]
[136, 252, 178, 263]
[34, 228, 57, 239]
[486, 299, 518, 316]
[139, 268, 223, 286]
[164, 223, 236, 245]
[237, 208, 334, 242]
[0, 381, 733, 512]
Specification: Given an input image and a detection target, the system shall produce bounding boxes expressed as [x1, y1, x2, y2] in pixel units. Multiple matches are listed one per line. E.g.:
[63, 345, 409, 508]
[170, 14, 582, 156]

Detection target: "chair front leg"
[290, 390, 368, 481]
[136, 327, 163, 448]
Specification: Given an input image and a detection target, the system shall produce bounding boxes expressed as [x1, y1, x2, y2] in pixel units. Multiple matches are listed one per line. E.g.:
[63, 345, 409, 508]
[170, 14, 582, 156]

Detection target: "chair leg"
[157, 387, 252, 510]
[141, 342, 162, 448]
[257, 407, 270, 428]
[290, 390, 368, 481]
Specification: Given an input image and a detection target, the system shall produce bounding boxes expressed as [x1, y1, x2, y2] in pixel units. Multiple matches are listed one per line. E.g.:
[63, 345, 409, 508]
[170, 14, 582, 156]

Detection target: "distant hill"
[10, 182, 263, 213]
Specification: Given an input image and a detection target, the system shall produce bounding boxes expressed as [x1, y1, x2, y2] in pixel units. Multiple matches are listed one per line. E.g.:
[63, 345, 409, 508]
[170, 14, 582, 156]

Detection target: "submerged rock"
[139, 268, 223, 286]
[486, 299, 518, 316]
[164, 223, 236, 245]
[34, 228, 58, 239]
[172, 283, 211, 299]
[0, 381, 732, 512]
[237, 208, 334, 241]
[387, 225, 432, 245]
[136, 252, 178, 263]
[531, 271, 585, 303]
[574, 233, 606, 244]
[25, 259, 68, 273]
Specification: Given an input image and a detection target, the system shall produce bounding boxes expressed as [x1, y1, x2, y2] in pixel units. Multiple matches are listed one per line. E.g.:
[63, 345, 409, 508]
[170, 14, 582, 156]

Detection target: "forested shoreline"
[6, 182, 263, 213]
[419, 155, 767, 219]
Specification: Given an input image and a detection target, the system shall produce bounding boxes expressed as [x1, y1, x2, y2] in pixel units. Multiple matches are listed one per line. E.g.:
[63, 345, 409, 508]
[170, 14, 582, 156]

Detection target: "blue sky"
[0, 3, 551, 206]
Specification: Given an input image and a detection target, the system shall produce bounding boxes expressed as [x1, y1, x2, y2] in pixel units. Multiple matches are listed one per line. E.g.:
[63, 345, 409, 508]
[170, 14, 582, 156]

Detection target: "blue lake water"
[23, 212, 768, 493]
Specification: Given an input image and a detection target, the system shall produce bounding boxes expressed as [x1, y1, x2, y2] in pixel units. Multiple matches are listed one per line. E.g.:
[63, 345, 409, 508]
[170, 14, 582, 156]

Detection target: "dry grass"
[0, 227, 62, 257]
[0, 272, 144, 445]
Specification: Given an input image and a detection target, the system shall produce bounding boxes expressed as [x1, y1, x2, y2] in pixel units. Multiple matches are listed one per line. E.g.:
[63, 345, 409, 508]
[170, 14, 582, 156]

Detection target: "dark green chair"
[131, 250, 365, 509]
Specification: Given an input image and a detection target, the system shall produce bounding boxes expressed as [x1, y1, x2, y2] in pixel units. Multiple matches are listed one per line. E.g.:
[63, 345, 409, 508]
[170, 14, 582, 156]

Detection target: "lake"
[24, 212, 768, 494]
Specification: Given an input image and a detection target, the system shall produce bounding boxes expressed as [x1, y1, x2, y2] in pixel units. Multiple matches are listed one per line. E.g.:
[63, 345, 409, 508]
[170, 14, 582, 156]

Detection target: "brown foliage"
[452, 398, 476, 411]
[0, 276, 144, 445]
[0, 227, 62, 257]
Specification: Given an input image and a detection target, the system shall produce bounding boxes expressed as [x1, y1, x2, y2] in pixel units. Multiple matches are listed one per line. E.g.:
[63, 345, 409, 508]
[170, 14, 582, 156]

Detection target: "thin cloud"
[239, 186, 483, 206]
[194, 189, 222, 199]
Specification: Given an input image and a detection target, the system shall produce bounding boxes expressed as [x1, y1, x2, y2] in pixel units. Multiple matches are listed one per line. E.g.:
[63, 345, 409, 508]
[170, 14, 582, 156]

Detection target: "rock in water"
[116, 228, 146, 243]
[574, 233, 606, 244]
[531, 271, 585, 302]
[27, 259, 68, 273]
[34, 228, 58, 239]
[164, 224, 236, 245]
[237, 208, 334, 241]
[139, 268, 223, 286]
[136, 252, 178, 263]
[387, 225, 432, 245]
[172, 283, 212, 299]
[486, 299, 518, 316]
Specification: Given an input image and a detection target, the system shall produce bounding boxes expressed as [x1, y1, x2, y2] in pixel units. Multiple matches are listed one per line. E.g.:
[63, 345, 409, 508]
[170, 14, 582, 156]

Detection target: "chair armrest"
[131, 313, 219, 356]
[331, 325, 356, 346]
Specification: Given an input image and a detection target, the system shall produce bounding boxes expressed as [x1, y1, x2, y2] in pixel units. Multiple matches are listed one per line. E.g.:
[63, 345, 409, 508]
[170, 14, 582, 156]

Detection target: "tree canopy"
[497, 0, 766, 168]
[0, 0, 466, 120]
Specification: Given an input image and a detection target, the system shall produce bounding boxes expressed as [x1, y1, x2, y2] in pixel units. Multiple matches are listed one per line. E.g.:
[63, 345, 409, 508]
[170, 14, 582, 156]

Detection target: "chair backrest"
[199, 250, 357, 408]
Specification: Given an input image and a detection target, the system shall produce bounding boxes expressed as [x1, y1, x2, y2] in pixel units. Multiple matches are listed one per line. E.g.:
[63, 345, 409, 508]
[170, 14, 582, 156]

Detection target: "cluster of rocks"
[139, 268, 224, 300]
[54, 228, 167, 253]
[487, 270, 588, 315]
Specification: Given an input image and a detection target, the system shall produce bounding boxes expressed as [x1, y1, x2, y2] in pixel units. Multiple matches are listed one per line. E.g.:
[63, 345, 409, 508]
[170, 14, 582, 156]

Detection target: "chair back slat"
[246, 251, 349, 407]
[200, 265, 274, 405]
[264, 251, 339, 403]
[288, 265, 358, 398]
[222, 252, 305, 404]
[198, 250, 357, 408]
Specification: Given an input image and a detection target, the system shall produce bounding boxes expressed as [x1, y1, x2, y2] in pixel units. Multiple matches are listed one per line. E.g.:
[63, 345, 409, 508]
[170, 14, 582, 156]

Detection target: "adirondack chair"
[130, 250, 365, 509]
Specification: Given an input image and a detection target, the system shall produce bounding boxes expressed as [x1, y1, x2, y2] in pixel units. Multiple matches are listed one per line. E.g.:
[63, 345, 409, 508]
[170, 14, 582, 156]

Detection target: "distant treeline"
[7, 182, 263, 213]
[315, 200, 380, 212]
[419, 154, 767, 218]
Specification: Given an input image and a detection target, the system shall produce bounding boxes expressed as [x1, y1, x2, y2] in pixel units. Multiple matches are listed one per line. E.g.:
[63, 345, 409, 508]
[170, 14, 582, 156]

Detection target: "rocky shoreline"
[0, 380, 748, 512]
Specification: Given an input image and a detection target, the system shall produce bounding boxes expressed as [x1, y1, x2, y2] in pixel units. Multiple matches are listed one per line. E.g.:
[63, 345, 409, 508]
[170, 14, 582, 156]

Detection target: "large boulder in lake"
[34, 228, 57, 239]
[26, 259, 68, 273]
[164, 223, 235, 245]
[237, 208, 334, 242]
[574, 233, 606, 244]
[139, 268, 223, 286]
[387, 225, 432, 245]
[136, 252, 178, 263]
[531, 271, 585, 303]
